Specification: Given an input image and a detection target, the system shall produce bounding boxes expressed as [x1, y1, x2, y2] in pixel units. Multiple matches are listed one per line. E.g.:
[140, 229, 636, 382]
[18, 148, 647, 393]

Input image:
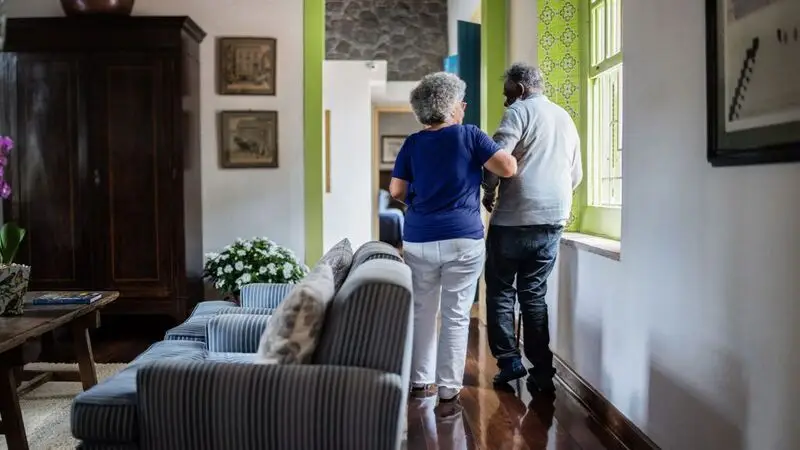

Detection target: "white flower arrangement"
[203, 237, 308, 295]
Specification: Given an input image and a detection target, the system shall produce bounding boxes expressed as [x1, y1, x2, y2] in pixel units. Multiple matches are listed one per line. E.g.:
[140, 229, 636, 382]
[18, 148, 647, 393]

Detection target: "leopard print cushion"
[256, 264, 335, 364]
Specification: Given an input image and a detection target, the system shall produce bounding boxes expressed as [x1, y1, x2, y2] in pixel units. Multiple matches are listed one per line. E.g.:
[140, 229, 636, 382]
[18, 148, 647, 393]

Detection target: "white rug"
[0, 363, 126, 450]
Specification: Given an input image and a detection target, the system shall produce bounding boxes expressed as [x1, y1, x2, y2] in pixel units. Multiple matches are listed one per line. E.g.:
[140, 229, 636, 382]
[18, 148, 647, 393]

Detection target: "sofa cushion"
[256, 264, 335, 364]
[189, 300, 238, 317]
[316, 238, 353, 292]
[164, 315, 209, 342]
[72, 340, 207, 443]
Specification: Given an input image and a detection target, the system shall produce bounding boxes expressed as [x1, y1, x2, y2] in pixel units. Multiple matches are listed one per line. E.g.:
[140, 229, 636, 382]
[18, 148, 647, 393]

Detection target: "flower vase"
[0, 264, 30, 316]
[224, 292, 241, 306]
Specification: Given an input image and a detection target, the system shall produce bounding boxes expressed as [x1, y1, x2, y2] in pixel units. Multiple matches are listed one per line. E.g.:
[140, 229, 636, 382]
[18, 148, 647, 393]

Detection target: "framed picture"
[219, 111, 278, 168]
[380, 135, 406, 170]
[218, 37, 276, 95]
[706, 0, 800, 166]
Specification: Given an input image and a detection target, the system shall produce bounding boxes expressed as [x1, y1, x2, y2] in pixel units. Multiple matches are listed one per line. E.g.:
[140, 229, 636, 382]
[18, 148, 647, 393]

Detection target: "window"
[583, 0, 622, 238]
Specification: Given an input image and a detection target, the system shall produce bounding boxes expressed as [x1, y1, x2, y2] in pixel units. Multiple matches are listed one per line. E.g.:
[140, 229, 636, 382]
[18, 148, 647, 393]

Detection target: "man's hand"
[482, 195, 495, 213]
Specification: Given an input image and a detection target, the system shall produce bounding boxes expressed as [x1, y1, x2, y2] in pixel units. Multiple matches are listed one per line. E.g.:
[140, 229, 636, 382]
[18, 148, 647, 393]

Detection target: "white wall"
[372, 81, 418, 106]
[322, 61, 373, 251]
[447, 0, 481, 55]
[8, 0, 307, 257]
[547, 0, 800, 448]
[508, 0, 537, 66]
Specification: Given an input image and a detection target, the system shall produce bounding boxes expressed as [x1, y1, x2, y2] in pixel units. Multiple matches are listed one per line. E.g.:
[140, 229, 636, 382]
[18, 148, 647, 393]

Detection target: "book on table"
[30, 292, 103, 305]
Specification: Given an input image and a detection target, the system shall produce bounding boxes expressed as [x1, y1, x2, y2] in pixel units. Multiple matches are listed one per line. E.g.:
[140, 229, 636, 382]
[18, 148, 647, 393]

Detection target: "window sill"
[561, 232, 620, 261]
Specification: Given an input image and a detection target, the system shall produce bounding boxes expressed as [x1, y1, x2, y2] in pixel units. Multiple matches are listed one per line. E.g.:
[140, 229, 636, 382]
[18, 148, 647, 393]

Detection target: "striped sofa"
[71, 242, 412, 450]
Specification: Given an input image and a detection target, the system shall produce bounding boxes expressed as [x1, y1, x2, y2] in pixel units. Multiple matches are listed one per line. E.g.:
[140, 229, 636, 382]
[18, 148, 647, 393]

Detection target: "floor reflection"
[406, 318, 621, 450]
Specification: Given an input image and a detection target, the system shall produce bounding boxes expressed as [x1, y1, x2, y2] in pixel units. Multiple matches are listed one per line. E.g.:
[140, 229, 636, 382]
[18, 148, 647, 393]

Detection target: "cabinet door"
[86, 54, 175, 300]
[4, 55, 93, 290]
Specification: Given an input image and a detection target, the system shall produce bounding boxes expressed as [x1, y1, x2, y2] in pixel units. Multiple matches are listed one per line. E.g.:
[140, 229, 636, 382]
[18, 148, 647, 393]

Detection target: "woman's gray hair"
[409, 72, 466, 126]
[504, 62, 545, 93]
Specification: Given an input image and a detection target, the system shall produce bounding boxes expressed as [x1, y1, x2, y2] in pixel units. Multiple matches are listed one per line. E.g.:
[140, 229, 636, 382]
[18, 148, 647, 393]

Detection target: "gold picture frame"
[218, 110, 279, 168]
[217, 37, 276, 95]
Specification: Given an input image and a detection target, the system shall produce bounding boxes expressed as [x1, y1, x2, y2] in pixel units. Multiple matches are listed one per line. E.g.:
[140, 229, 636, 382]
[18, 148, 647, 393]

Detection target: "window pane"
[606, 0, 622, 57]
[591, 3, 605, 66]
[589, 64, 623, 207]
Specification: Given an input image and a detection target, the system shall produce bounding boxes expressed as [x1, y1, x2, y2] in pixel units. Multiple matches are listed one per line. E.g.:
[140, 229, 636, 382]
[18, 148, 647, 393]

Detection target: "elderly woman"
[390, 72, 517, 402]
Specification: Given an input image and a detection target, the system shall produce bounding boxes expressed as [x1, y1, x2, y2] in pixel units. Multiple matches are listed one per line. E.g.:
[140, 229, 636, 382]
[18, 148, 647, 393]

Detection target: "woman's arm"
[471, 125, 518, 178]
[483, 151, 517, 178]
[389, 178, 408, 204]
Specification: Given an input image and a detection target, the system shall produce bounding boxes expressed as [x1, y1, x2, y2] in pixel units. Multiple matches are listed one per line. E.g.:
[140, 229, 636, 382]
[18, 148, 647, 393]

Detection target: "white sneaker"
[438, 386, 461, 402]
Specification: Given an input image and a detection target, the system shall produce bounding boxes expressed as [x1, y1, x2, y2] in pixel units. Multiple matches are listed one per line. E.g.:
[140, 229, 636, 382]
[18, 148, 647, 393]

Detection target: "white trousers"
[403, 238, 485, 392]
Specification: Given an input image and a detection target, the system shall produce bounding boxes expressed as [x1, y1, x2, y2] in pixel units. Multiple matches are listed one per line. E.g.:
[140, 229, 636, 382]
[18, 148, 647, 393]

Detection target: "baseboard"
[554, 355, 660, 450]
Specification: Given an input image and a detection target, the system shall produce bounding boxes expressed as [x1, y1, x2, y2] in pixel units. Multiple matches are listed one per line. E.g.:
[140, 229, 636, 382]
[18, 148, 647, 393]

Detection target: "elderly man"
[482, 62, 582, 393]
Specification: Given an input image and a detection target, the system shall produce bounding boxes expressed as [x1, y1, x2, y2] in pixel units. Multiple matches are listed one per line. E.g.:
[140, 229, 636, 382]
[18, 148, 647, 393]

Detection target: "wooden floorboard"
[406, 317, 625, 450]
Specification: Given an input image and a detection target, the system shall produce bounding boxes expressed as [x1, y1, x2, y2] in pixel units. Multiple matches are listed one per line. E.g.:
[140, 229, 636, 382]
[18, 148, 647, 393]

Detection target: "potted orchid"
[203, 236, 307, 301]
[0, 136, 28, 316]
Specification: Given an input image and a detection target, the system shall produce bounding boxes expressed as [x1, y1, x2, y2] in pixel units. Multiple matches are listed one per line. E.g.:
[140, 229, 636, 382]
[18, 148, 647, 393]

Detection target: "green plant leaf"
[0, 222, 25, 264]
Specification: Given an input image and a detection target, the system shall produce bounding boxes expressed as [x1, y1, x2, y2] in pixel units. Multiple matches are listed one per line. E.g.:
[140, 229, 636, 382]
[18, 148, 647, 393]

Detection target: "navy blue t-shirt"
[392, 124, 501, 243]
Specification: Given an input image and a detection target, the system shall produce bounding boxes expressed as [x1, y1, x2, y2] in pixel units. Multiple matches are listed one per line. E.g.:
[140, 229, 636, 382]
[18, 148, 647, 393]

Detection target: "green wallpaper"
[537, 0, 584, 231]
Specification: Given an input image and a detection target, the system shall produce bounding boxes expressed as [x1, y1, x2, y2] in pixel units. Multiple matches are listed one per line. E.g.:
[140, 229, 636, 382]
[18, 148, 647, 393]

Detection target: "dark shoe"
[527, 367, 556, 394]
[493, 359, 527, 385]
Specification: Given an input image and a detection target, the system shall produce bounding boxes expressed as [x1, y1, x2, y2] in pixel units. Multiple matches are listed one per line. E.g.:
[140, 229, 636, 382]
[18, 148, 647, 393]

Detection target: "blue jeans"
[485, 224, 563, 374]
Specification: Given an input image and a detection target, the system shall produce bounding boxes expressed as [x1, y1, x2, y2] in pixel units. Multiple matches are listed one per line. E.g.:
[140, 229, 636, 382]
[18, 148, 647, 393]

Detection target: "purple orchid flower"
[0, 136, 13, 155]
[0, 182, 11, 200]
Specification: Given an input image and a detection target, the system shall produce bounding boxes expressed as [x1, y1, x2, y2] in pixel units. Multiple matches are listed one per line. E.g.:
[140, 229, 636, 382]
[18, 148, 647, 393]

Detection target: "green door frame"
[304, 0, 324, 264]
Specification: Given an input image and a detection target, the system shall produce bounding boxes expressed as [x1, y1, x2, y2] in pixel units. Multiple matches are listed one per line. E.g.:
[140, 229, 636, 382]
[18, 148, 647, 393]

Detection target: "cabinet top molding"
[3, 16, 206, 52]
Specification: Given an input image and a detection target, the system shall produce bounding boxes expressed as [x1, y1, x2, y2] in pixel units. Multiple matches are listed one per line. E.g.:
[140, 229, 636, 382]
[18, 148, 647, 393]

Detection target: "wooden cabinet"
[0, 17, 206, 319]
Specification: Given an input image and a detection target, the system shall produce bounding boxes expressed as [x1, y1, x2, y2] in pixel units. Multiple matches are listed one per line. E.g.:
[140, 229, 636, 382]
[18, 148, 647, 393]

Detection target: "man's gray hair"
[504, 62, 545, 93]
[409, 72, 466, 126]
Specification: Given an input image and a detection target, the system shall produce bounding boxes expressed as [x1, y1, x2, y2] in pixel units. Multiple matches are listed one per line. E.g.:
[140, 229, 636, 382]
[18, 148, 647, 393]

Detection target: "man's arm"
[483, 108, 524, 211]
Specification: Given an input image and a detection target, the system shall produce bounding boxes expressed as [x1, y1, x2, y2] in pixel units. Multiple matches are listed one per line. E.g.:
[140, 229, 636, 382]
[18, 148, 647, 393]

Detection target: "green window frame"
[581, 0, 622, 240]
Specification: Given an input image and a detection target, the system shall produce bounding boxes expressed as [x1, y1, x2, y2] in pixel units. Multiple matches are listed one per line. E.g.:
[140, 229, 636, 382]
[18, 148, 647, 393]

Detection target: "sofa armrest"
[137, 361, 406, 450]
[240, 283, 294, 308]
[206, 314, 271, 353]
[217, 306, 275, 316]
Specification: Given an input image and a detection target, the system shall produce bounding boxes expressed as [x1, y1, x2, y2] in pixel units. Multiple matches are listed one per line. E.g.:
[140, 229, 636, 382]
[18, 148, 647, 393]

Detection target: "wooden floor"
[59, 314, 622, 450]
[406, 317, 624, 450]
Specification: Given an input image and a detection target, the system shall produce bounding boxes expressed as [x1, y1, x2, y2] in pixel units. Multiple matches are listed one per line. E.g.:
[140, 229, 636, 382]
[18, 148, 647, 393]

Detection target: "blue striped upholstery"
[240, 283, 294, 308]
[207, 352, 256, 363]
[165, 307, 274, 343]
[207, 314, 272, 353]
[314, 258, 413, 377]
[190, 300, 238, 317]
[137, 361, 405, 450]
[72, 340, 206, 445]
[216, 306, 274, 316]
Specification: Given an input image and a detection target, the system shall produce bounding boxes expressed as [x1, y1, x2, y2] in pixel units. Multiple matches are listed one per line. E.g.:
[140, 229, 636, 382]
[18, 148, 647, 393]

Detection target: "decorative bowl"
[60, 0, 135, 16]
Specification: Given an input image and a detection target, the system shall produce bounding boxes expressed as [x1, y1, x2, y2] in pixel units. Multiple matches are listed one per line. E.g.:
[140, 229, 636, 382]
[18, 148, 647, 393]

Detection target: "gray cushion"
[72, 340, 207, 443]
[256, 264, 335, 364]
[316, 238, 353, 292]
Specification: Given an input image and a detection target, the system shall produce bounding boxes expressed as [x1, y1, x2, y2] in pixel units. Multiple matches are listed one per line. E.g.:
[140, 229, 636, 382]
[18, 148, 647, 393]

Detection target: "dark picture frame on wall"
[380, 135, 406, 170]
[705, 0, 800, 166]
[217, 37, 277, 95]
[218, 110, 279, 168]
